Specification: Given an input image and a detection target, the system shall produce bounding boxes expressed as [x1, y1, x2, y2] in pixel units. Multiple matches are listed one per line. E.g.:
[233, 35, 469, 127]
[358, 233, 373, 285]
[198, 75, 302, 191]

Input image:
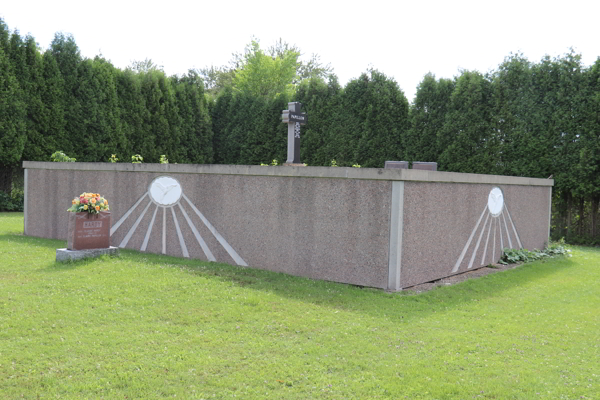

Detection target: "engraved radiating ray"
[111, 193, 148, 236]
[171, 207, 189, 258]
[499, 215, 504, 250]
[120, 200, 152, 248]
[453, 187, 525, 274]
[504, 205, 523, 249]
[178, 203, 216, 261]
[481, 214, 493, 265]
[111, 176, 246, 265]
[183, 194, 248, 266]
[468, 212, 490, 269]
[141, 205, 159, 252]
[162, 208, 166, 254]
[502, 211, 513, 249]
[452, 204, 488, 273]
[492, 217, 497, 261]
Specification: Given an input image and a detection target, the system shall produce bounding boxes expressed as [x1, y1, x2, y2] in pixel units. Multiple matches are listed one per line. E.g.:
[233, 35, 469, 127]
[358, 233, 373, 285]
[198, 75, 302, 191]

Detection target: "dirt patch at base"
[403, 262, 523, 293]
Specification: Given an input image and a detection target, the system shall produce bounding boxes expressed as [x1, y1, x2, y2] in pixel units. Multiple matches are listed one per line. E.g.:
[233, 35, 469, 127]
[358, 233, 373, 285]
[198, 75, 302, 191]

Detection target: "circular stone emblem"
[149, 176, 182, 206]
[487, 187, 504, 217]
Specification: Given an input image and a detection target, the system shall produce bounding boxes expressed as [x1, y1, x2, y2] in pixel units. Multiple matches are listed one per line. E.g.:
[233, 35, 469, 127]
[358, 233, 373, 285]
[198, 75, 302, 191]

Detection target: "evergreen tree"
[343, 70, 409, 167]
[405, 73, 454, 163]
[40, 50, 66, 156]
[9, 32, 49, 161]
[239, 93, 288, 165]
[211, 87, 234, 164]
[50, 33, 83, 159]
[579, 58, 600, 238]
[116, 68, 148, 160]
[294, 75, 343, 166]
[75, 56, 125, 161]
[0, 45, 26, 181]
[138, 69, 181, 162]
[490, 53, 535, 176]
[0, 18, 10, 54]
[438, 70, 496, 173]
[173, 71, 213, 164]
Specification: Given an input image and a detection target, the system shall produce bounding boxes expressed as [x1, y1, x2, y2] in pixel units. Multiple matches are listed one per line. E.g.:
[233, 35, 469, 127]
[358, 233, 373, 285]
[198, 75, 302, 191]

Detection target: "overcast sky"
[2, 0, 599, 102]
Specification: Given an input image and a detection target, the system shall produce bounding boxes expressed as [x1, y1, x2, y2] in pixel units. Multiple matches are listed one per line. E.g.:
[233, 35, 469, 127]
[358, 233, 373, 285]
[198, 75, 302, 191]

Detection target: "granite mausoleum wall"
[22, 162, 553, 290]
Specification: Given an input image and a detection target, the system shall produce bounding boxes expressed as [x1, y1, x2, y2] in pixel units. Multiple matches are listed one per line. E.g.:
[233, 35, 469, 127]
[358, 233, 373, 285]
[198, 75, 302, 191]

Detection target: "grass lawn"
[0, 212, 598, 399]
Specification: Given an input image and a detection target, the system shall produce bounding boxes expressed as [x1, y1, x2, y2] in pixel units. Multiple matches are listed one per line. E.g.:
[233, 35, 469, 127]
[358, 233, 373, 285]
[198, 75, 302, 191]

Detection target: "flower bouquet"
[67, 192, 110, 214]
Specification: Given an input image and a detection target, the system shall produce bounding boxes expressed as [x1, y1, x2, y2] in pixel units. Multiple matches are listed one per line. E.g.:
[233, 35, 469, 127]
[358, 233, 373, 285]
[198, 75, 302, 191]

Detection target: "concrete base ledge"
[56, 246, 120, 262]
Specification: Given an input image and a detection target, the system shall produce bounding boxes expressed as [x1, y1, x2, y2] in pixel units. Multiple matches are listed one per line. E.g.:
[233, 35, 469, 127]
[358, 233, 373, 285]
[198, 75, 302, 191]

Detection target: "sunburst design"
[452, 187, 522, 273]
[110, 176, 247, 266]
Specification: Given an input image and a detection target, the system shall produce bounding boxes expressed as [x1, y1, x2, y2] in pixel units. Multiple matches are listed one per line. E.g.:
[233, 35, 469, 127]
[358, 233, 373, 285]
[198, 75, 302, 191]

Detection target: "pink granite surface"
[24, 163, 552, 290]
[401, 182, 551, 288]
[26, 168, 392, 288]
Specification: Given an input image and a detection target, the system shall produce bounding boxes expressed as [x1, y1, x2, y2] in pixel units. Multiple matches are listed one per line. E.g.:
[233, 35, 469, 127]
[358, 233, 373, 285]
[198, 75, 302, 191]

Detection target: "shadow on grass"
[0, 233, 117, 272]
[0, 233, 67, 251]
[113, 246, 581, 323]
[2, 230, 585, 323]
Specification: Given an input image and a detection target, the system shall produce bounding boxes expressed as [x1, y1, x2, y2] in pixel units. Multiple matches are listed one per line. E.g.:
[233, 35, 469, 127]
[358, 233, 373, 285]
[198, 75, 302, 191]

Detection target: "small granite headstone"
[67, 211, 111, 250]
[384, 161, 409, 169]
[412, 162, 438, 171]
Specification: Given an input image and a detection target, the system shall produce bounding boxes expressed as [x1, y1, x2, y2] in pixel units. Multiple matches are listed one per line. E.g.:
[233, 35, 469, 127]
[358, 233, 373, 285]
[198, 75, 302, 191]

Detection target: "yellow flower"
[83, 205, 88, 210]
[91, 198, 96, 204]
[72, 199, 77, 205]
[95, 205, 100, 211]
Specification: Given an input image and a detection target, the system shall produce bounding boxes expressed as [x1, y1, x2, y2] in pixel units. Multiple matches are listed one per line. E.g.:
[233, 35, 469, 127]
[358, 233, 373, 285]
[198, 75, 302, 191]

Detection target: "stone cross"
[281, 102, 307, 164]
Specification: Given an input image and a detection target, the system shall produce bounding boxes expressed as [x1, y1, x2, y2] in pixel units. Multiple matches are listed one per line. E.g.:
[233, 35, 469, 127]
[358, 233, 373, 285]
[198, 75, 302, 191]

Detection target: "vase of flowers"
[66, 192, 111, 250]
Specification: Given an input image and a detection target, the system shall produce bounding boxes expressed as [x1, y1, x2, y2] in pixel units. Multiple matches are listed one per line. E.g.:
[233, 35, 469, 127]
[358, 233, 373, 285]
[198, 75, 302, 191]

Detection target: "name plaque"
[83, 221, 103, 229]
[288, 112, 307, 123]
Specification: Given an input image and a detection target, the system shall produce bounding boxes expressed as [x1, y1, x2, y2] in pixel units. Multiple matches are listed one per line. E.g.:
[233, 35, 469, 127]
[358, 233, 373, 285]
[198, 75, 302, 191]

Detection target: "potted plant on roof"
[66, 192, 111, 250]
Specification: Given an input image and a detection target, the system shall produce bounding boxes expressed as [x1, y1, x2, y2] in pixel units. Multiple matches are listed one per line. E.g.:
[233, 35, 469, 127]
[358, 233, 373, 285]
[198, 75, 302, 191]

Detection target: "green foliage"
[404, 73, 454, 163]
[0, 44, 26, 167]
[159, 154, 168, 164]
[498, 241, 569, 265]
[438, 70, 496, 173]
[129, 58, 163, 73]
[138, 69, 181, 163]
[40, 49, 66, 156]
[343, 70, 409, 168]
[199, 38, 332, 97]
[108, 154, 118, 163]
[9, 33, 50, 162]
[233, 40, 299, 100]
[293, 76, 344, 166]
[49, 33, 82, 160]
[131, 154, 143, 163]
[172, 71, 213, 164]
[0, 189, 23, 211]
[0, 19, 598, 242]
[50, 150, 75, 162]
[196, 65, 236, 95]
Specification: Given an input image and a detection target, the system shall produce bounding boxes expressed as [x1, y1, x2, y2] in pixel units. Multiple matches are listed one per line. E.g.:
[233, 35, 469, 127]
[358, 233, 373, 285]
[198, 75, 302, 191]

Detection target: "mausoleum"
[22, 161, 552, 290]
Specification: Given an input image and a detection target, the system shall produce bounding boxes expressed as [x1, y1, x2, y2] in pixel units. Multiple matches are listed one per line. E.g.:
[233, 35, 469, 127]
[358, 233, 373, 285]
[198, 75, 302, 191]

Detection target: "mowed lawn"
[0, 212, 598, 399]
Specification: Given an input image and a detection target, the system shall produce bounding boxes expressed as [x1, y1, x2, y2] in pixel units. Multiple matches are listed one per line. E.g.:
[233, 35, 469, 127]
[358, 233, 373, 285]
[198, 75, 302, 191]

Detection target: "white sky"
[2, 0, 599, 102]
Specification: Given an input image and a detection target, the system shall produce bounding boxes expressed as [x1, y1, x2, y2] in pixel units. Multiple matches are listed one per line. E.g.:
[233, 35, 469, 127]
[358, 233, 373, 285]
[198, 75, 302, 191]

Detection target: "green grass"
[1, 212, 598, 399]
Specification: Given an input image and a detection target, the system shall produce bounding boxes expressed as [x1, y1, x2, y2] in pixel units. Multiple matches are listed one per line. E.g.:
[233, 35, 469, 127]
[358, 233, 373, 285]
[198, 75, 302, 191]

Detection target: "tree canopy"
[0, 17, 598, 243]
